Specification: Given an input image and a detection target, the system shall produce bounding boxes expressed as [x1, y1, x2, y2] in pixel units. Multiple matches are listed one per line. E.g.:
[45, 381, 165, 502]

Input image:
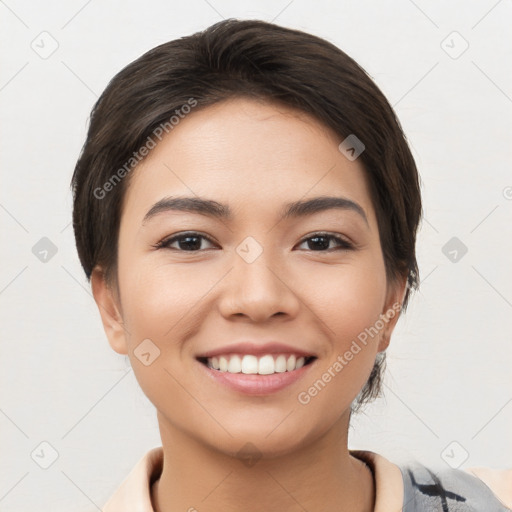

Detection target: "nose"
[216, 244, 301, 323]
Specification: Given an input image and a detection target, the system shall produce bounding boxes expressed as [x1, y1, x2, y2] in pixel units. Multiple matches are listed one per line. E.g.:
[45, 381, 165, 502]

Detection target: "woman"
[71, 18, 511, 512]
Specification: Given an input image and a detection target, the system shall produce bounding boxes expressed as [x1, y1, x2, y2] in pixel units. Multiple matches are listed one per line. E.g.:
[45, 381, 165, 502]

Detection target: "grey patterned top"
[399, 461, 511, 511]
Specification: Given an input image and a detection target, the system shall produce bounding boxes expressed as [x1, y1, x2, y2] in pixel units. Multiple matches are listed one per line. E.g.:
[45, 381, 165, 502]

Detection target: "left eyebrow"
[142, 195, 369, 227]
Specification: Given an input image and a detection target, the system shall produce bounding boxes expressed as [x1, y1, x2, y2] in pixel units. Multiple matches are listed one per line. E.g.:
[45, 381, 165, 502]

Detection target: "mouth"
[195, 341, 317, 395]
[197, 353, 317, 375]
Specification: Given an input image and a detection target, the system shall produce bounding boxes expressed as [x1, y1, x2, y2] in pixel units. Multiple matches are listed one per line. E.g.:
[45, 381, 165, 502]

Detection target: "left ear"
[377, 276, 408, 352]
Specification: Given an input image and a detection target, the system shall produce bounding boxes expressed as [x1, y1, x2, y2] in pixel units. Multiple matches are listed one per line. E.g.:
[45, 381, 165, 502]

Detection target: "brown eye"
[154, 232, 217, 252]
[297, 233, 354, 251]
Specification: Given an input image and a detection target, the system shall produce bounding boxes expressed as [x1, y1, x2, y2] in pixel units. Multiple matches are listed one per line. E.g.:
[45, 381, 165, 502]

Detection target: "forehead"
[121, 97, 375, 226]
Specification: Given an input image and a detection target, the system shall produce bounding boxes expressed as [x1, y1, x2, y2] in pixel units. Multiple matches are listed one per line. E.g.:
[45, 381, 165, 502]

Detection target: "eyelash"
[153, 231, 355, 252]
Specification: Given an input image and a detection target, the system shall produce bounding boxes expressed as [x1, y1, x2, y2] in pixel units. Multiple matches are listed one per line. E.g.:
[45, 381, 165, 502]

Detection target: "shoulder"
[463, 466, 512, 509]
[102, 446, 163, 512]
[399, 459, 512, 511]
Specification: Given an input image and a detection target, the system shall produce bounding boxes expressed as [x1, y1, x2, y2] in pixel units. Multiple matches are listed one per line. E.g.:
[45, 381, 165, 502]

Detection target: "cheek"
[119, 257, 216, 334]
[295, 267, 386, 421]
[301, 258, 387, 388]
[302, 257, 387, 347]
[117, 265, 207, 418]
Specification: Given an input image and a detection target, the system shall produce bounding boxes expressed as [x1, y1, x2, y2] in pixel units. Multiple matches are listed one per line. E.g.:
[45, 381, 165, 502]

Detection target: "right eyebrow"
[142, 196, 230, 224]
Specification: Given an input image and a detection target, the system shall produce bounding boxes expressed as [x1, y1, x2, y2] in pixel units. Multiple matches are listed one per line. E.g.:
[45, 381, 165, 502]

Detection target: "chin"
[212, 432, 310, 463]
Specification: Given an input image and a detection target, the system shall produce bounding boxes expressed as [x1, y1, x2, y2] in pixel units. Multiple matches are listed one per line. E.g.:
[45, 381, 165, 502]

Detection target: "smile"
[200, 354, 316, 375]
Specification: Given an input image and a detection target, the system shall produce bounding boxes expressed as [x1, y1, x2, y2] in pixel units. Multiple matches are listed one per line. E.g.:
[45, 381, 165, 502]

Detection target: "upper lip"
[196, 341, 315, 359]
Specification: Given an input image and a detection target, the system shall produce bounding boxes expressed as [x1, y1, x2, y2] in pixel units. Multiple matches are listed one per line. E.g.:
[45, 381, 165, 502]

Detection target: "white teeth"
[227, 355, 242, 373]
[275, 355, 287, 373]
[258, 355, 275, 375]
[205, 354, 311, 374]
[219, 356, 228, 371]
[241, 355, 258, 374]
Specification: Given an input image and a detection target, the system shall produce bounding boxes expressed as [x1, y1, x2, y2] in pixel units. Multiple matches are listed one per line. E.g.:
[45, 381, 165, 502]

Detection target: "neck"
[151, 411, 375, 512]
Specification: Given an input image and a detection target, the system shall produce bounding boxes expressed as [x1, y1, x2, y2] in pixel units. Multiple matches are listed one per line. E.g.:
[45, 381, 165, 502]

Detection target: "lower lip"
[198, 360, 314, 395]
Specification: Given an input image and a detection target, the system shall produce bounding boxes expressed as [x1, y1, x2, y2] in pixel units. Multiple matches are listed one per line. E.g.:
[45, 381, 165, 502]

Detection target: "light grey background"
[1, 1, 511, 510]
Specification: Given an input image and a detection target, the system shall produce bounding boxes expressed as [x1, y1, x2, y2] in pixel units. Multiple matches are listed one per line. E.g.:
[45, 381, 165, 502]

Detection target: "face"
[92, 97, 405, 458]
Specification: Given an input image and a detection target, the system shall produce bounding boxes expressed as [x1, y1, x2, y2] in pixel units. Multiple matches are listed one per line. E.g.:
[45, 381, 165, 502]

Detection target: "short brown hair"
[71, 18, 422, 413]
